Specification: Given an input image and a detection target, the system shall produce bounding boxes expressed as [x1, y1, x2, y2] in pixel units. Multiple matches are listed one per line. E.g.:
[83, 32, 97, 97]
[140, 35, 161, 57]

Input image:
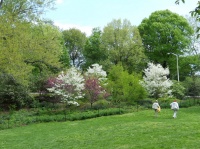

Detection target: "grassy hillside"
[0, 107, 200, 149]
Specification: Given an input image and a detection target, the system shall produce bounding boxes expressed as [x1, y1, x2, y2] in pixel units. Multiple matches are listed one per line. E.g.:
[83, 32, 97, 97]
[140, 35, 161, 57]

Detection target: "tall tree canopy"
[0, 0, 55, 21]
[83, 28, 107, 70]
[62, 28, 87, 68]
[138, 10, 193, 69]
[102, 19, 146, 73]
[0, 0, 65, 85]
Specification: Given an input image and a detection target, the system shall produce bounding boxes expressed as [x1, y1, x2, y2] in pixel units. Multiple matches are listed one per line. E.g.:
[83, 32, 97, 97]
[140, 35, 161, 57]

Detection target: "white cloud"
[54, 22, 93, 36]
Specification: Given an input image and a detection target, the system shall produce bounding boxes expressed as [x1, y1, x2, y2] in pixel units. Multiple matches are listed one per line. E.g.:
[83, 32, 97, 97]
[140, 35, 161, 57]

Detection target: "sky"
[44, 0, 199, 36]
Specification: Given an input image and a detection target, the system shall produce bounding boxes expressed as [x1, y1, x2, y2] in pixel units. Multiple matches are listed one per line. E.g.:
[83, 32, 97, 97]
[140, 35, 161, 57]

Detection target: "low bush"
[137, 99, 152, 109]
[0, 107, 126, 130]
[92, 99, 111, 109]
[0, 73, 33, 110]
[179, 100, 194, 108]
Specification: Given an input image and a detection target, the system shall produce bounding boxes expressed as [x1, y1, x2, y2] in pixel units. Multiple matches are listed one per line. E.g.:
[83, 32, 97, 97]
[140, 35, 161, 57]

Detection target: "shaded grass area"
[0, 107, 200, 149]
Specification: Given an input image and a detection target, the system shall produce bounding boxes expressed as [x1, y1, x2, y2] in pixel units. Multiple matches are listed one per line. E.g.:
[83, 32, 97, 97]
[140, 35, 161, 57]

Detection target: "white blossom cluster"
[140, 62, 173, 98]
[85, 64, 107, 82]
[48, 67, 85, 105]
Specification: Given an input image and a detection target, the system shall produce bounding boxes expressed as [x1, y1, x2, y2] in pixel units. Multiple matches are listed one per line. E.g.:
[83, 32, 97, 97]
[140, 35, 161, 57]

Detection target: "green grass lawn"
[0, 107, 200, 149]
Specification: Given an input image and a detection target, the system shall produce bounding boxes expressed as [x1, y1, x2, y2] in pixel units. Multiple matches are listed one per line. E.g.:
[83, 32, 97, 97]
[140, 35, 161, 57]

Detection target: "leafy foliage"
[108, 64, 147, 104]
[138, 10, 193, 69]
[171, 80, 185, 99]
[62, 28, 87, 67]
[0, 0, 64, 86]
[183, 76, 200, 96]
[102, 19, 146, 73]
[0, 73, 33, 110]
[177, 55, 200, 81]
[83, 28, 108, 70]
[0, 107, 125, 129]
[26, 23, 67, 91]
[0, 0, 55, 21]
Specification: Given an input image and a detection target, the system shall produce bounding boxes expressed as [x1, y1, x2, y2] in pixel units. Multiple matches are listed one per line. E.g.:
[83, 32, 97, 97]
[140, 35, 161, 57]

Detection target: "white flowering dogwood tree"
[85, 63, 107, 82]
[47, 67, 85, 106]
[140, 62, 173, 98]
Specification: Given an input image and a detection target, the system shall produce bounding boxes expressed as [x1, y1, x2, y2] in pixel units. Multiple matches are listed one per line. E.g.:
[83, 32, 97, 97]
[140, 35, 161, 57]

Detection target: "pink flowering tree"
[47, 67, 85, 106]
[84, 64, 109, 108]
[85, 77, 102, 108]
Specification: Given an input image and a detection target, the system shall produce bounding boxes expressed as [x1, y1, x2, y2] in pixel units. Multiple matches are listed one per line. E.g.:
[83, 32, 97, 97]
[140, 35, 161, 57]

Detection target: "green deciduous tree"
[138, 10, 193, 69]
[0, 0, 55, 22]
[166, 16, 200, 81]
[108, 64, 146, 104]
[62, 28, 87, 68]
[183, 76, 200, 96]
[171, 80, 185, 99]
[0, 0, 64, 86]
[27, 23, 69, 91]
[0, 20, 64, 86]
[102, 19, 146, 73]
[176, 55, 200, 81]
[83, 28, 108, 70]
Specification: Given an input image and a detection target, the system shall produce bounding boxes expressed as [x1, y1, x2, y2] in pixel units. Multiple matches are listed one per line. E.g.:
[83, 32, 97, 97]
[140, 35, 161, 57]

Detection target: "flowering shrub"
[140, 63, 173, 98]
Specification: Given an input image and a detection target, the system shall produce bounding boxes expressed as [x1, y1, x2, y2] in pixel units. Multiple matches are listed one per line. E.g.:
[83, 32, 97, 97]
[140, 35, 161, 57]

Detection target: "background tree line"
[0, 0, 200, 110]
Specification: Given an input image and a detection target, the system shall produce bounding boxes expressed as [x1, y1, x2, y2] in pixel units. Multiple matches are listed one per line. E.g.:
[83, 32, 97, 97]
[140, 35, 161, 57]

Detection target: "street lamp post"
[168, 53, 179, 82]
